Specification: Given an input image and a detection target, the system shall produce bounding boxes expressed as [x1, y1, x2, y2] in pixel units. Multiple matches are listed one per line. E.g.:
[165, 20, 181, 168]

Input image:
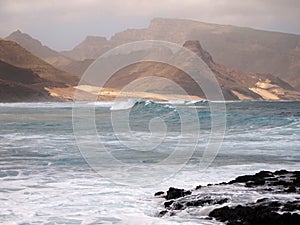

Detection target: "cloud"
[1, 0, 300, 50]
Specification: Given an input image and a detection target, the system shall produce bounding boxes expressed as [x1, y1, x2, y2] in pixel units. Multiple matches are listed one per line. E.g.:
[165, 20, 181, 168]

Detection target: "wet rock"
[158, 210, 168, 217]
[218, 182, 227, 185]
[165, 187, 191, 200]
[286, 185, 296, 193]
[228, 170, 273, 185]
[195, 185, 202, 190]
[155, 170, 300, 224]
[282, 201, 300, 212]
[209, 204, 300, 225]
[154, 191, 164, 196]
[228, 175, 253, 184]
[245, 179, 265, 187]
[274, 169, 289, 175]
[172, 202, 184, 210]
[164, 200, 174, 208]
[186, 197, 229, 207]
[271, 179, 292, 187]
[293, 176, 300, 186]
[225, 170, 300, 193]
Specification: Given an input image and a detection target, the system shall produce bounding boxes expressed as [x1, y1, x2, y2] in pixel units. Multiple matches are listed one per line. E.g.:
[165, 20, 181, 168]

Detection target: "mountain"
[5, 30, 100, 77]
[0, 60, 60, 102]
[0, 38, 81, 102]
[185, 40, 299, 100]
[0, 39, 79, 85]
[102, 40, 300, 100]
[5, 30, 77, 73]
[62, 18, 300, 91]
[61, 36, 110, 61]
[6, 30, 58, 59]
[58, 59, 94, 76]
[3, 19, 300, 101]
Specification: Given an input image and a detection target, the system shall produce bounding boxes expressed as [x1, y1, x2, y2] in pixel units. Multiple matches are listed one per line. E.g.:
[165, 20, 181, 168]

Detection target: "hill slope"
[0, 39, 79, 85]
[102, 40, 300, 100]
[6, 30, 58, 59]
[6, 30, 78, 74]
[0, 60, 59, 102]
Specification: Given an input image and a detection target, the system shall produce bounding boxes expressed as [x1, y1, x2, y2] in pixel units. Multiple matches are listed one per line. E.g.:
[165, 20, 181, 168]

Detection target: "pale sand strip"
[45, 85, 204, 101]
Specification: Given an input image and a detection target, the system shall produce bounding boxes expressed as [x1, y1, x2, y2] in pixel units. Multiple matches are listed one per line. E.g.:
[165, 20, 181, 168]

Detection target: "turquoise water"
[0, 101, 299, 224]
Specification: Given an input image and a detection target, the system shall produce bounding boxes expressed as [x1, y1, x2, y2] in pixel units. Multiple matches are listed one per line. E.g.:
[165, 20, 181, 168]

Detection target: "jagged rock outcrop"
[183, 40, 215, 66]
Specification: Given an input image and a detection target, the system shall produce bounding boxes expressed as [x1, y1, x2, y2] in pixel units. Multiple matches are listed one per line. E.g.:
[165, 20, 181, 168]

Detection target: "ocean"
[0, 101, 299, 224]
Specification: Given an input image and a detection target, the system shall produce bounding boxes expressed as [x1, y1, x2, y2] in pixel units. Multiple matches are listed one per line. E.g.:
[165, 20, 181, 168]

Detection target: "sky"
[1, 0, 300, 51]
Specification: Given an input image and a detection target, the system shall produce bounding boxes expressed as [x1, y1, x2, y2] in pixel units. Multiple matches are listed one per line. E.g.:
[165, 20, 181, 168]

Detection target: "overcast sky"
[1, 0, 300, 51]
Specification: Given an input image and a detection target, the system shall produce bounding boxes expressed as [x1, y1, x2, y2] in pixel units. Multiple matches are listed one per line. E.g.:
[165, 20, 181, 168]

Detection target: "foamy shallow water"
[0, 101, 299, 224]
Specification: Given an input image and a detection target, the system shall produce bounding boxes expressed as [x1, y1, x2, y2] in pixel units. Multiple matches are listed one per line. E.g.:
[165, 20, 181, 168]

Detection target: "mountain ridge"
[2, 18, 300, 101]
[6, 30, 58, 58]
[59, 18, 300, 91]
[5, 30, 78, 74]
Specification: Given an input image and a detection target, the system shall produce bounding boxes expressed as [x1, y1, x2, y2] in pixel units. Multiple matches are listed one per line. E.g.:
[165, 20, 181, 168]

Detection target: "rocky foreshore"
[154, 170, 300, 225]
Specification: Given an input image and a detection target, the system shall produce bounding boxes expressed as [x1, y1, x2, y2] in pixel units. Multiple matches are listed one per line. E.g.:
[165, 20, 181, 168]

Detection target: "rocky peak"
[61, 35, 111, 60]
[12, 29, 22, 35]
[72, 36, 108, 51]
[6, 30, 58, 58]
[183, 40, 214, 65]
[7, 30, 43, 46]
[82, 36, 107, 44]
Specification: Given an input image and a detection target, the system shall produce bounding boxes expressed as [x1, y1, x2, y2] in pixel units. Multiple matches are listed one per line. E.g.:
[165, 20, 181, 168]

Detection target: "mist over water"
[0, 101, 299, 224]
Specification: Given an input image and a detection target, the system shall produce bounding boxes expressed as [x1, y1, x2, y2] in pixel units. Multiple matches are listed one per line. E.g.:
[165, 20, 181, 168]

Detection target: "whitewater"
[0, 100, 299, 224]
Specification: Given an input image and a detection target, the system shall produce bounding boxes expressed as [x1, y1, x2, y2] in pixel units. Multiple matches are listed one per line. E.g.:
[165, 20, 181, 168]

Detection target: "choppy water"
[0, 101, 299, 224]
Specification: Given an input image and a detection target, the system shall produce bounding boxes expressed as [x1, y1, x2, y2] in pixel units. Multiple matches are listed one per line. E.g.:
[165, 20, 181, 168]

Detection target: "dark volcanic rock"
[172, 202, 184, 210]
[274, 169, 289, 175]
[185, 197, 229, 207]
[154, 191, 164, 196]
[227, 170, 300, 192]
[195, 185, 202, 190]
[228, 170, 274, 184]
[155, 170, 300, 224]
[158, 210, 168, 217]
[164, 200, 174, 208]
[165, 187, 191, 200]
[209, 204, 300, 225]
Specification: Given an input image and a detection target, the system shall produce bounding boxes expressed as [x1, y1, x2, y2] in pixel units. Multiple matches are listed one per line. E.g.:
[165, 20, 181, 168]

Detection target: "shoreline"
[1, 99, 300, 104]
[42, 84, 300, 102]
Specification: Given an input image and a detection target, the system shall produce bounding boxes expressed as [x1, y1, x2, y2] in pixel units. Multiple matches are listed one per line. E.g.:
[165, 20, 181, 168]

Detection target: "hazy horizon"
[1, 0, 300, 51]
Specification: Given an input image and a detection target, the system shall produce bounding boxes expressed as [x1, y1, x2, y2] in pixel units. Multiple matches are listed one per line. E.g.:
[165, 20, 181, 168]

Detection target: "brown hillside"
[0, 60, 60, 102]
[0, 39, 79, 85]
[103, 40, 300, 100]
[6, 30, 75, 72]
[6, 30, 58, 59]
